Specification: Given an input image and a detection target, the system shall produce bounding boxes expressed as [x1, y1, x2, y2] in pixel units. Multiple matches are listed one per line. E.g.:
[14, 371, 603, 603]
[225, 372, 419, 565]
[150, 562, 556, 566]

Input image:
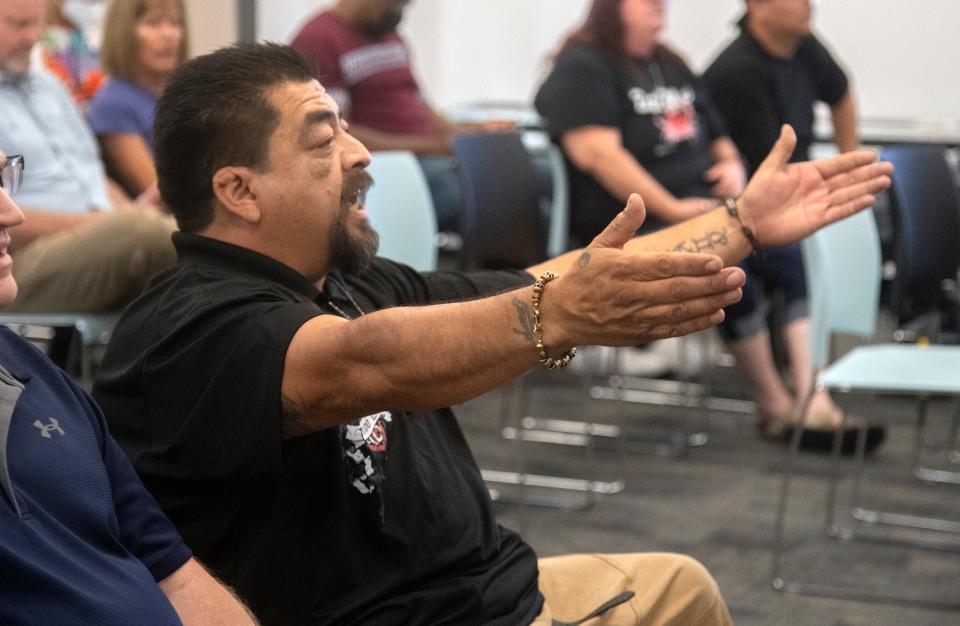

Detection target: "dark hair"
[560, 0, 626, 60]
[557, 0, 682, 65]
[154, 42, 314, 232]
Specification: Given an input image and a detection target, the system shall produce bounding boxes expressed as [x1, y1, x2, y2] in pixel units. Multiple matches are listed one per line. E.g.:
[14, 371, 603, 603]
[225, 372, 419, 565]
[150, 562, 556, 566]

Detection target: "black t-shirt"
[703, 27, 849, 174]
[535, 43, 728, 244]
[92, 233, 541, 626]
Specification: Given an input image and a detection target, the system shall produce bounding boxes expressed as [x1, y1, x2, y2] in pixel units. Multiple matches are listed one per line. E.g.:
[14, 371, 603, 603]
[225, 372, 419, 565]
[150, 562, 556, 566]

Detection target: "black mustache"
[342, 170, 374, 204]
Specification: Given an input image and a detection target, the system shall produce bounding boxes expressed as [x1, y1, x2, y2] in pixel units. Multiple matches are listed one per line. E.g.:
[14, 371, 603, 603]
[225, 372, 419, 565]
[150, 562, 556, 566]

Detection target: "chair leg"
[771, 382, 819, 590]
[484, 369, 623, 511]
[773, 385, 960, 607]
[915, 397, 960, 484]
[823, 407, 848, 538]
[849, 395, 960, 538]
[948, 401, 960, 465]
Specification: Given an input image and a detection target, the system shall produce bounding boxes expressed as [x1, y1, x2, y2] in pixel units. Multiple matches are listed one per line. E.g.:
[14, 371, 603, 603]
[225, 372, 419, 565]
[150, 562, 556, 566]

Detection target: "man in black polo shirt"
[704, 0, 858, 174]
[92, 43, 891, 625]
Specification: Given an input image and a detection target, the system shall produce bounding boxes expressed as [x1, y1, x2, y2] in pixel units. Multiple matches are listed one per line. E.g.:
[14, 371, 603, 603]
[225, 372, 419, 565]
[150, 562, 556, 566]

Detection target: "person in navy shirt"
[0, 151, 256, 625]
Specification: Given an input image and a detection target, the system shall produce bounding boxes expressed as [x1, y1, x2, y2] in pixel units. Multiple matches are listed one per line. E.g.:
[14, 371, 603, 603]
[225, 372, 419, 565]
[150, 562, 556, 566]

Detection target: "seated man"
[0, 154, 255, 624]
[290, 0, 505, 233]
[704, 0, 858, 174]
[0, 0, 173, 314]
[92, 43, 891, 625]
[703, 0, 862, 443]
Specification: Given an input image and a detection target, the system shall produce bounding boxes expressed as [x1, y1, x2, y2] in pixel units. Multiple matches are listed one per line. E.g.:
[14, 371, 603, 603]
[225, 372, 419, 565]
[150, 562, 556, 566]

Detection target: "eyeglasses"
[1, 155, 24, 194]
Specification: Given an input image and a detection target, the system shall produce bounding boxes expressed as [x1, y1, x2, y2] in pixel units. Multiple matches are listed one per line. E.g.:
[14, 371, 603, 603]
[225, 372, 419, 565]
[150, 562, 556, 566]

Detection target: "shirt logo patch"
[33, 418, 65, 438]
[628, 85, 700, 155]
[655, 103, 698, 145]
[343, 411, 392, 495]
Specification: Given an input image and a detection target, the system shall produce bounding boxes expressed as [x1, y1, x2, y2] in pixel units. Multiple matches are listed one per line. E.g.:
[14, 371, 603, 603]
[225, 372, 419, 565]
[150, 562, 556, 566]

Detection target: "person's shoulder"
[87, 79, 143, 112]
[705, 39, 768, 93]
[554, 43, 614, 71]
[25, 66, 76, 101]
[546, 43, 623, 88]
[797, 34, 830, 56]
[291, 10, 352, 46]
[349, 256, 417, 288]
[795, 33, 840, 67]
[706, 34, 765, 76]
[654, 44, 696, 76]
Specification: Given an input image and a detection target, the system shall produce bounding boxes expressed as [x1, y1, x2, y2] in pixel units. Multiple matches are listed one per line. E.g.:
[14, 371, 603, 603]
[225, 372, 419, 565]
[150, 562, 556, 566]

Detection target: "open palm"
[739, 125, 893, 247]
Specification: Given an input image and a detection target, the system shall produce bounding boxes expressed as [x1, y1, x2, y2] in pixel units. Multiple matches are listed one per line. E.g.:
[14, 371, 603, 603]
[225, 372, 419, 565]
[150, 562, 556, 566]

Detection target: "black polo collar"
[172, 232, 321, 302]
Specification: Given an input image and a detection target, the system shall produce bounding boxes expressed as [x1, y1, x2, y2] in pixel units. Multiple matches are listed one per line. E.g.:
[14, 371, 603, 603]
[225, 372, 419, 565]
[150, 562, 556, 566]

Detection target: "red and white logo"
[655, 103, 697, 145]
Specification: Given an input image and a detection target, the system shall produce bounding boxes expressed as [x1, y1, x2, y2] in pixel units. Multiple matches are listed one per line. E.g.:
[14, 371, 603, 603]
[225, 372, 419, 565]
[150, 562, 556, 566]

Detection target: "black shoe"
[760, 419, 886, 456]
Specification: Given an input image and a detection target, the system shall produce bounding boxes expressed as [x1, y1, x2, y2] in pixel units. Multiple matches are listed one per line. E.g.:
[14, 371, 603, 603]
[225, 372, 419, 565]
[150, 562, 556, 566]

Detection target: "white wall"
[257, 0, 960, 124]
[186, 0, 237, 56]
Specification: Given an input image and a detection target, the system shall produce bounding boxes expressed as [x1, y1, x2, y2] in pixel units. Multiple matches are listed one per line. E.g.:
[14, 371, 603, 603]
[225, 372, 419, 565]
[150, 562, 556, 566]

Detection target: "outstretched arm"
[281, 198, 743, 436]
[280, 125, 889, 437]
[537, 124, 891, 276]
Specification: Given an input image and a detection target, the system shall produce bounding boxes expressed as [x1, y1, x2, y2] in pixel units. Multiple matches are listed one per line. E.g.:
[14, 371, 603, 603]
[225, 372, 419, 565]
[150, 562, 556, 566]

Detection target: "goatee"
[329, 169, 379, 273]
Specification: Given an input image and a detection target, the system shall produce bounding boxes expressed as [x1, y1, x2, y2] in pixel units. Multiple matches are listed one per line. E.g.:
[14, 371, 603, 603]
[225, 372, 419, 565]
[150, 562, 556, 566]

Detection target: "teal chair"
[543, 142, 569, 259]
[364, 151, 438, 271]
[771, 208, 960, 609]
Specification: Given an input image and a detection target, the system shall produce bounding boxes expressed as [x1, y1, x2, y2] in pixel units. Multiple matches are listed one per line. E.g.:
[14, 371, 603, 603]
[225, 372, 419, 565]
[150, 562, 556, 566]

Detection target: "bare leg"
[783, 318, 843, 428]
[725, 331, 794, 425]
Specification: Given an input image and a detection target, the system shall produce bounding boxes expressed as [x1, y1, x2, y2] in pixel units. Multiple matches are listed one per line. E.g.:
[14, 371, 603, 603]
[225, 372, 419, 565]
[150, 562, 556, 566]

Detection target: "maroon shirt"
[291, 11, 435, 136]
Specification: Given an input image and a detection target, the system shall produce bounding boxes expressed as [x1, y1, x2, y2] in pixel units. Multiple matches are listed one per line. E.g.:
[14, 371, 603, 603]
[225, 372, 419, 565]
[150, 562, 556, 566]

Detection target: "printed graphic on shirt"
[339, 42, 409, 85]
[342, 411, 392, 495]
[628, 85, 699, 156]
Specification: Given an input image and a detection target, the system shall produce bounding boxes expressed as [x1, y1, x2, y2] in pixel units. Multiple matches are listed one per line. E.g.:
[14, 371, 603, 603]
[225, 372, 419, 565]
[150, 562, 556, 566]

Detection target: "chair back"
[0, 312, 121, 388]
[879, 145, 960, 323]
[364, 151, 438, 271]
[802, 209, 882, 369]
[452, 132, 547, 269]
[544, 142, 570, 258]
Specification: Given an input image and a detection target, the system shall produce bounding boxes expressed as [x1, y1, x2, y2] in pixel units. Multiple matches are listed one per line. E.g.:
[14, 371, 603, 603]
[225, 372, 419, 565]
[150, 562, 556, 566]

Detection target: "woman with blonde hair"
[87, 0, 188, 197]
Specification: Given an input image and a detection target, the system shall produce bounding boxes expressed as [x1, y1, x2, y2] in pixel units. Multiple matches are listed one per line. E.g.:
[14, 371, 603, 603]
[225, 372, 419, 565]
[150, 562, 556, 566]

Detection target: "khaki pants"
[5, 211, 176, 313]
[533, 553, 733, 626]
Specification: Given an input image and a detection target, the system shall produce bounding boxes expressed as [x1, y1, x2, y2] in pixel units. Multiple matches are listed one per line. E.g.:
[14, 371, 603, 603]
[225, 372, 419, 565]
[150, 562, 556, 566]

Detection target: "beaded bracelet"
[532, 271, 577, 369]
[724, 197, 760, 254]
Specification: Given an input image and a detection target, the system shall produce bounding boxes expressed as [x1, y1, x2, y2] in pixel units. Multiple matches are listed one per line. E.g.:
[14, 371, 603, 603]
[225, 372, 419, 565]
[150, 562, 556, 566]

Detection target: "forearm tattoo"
[671, 227, 730, 254]
[511, 296, 536, 345]
[578, 251, 591, 268]
[281, 394, 314, 440]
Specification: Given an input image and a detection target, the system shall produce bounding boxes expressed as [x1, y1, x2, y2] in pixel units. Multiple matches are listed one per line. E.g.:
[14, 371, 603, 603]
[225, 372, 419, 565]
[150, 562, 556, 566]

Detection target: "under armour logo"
[33, 418, 65, 439]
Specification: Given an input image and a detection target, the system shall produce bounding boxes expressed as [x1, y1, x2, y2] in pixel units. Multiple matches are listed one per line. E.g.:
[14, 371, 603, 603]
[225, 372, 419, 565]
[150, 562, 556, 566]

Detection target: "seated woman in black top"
[535, 0, 879, 450]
